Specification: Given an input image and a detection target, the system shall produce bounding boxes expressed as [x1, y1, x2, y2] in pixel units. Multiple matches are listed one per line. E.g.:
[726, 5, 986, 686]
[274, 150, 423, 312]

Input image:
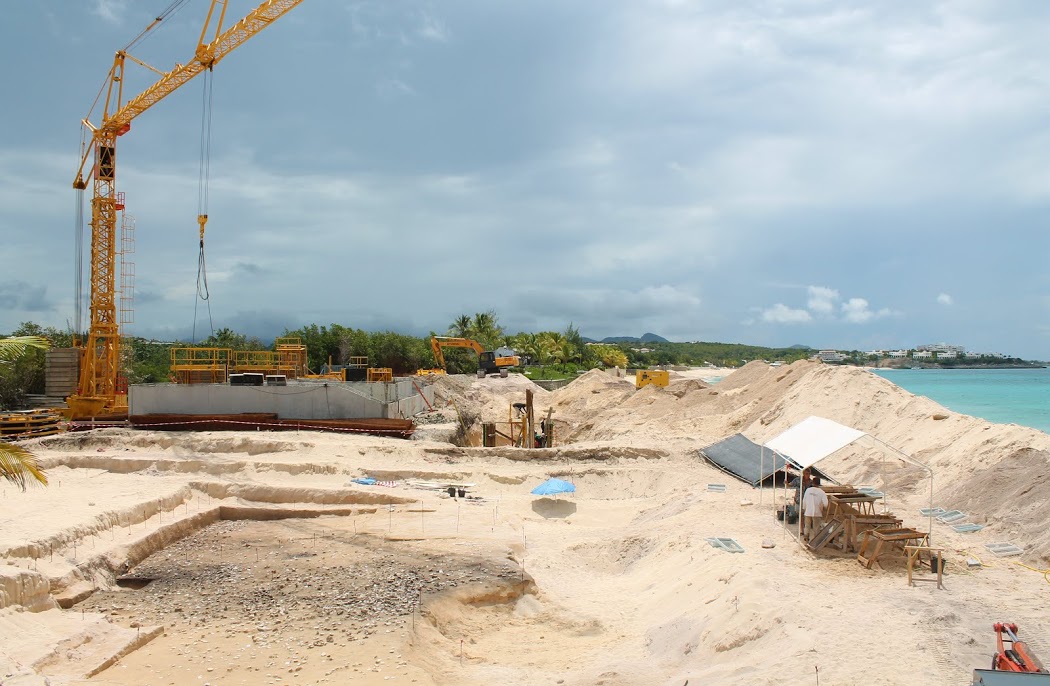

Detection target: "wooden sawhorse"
[905, 545, 944, 590]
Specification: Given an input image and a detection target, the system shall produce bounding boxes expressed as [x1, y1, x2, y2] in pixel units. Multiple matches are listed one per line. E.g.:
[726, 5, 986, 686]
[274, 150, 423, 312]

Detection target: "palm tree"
[0, 336, 50, 489]
[536, 332, 562, 365]
[471, 311, 504, 350]
[449, 315, 473, 339]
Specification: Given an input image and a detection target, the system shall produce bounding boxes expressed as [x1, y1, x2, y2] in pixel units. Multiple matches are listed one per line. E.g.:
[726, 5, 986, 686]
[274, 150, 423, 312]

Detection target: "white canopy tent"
[765, 417, 867, 470]
[760, 416, 935, 546]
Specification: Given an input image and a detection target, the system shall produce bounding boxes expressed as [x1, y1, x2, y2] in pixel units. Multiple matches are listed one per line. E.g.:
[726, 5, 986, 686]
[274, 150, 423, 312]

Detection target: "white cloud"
[807, 286, 840, 315]
[416, 11, 449, 43]
[937, 293, 954, 306]
[841, 297, 893, 323]
[762, 304, 812, 324]
[92, 0, 127, 25]
[376, 77, 416, 98]
[758, 287, 895, 327]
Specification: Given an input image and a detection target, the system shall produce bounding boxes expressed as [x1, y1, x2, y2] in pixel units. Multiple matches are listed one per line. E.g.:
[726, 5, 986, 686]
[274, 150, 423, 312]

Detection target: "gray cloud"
[1, 2, 1048, 358]
[0, 281, 54, 313]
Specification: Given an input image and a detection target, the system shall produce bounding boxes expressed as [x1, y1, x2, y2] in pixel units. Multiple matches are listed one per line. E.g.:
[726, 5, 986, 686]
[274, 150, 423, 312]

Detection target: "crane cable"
[123, 0, 191, 52]
[192, 67, 215, 343]
[84, 0, 192, 124]
[73, 128, 88, 338]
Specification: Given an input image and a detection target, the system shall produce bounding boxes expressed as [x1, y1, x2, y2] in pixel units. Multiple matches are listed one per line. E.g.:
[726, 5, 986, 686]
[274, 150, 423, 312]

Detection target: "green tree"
[369, 331, 428, 374]
[449, 315, 473, 339]
[554, 338, 578, 364]
[126, 338, 175, 383]
[508, 332, 541, 365]
[591, 344, 628, 368]
[0, 335, 49, 489]
[563, 322, 585, 363]
[535, 332, 563, 364]
[202, 327, 252, 350]
[470, 310, 504, 351]
[284, 324, 341, 371]
[0, 326, 51, 406]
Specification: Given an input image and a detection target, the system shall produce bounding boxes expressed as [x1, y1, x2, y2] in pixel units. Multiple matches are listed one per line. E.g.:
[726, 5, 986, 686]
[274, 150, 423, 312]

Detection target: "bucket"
[930, 557, 946, 574]
[776, 508, 785, 521]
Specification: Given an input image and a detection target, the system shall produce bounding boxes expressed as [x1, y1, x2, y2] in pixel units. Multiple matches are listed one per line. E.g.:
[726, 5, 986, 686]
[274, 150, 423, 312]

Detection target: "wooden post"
[525, 389, 534, 449]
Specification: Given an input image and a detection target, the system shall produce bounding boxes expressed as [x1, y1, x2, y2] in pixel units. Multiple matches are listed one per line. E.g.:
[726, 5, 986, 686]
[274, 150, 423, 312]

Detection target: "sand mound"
[747, 363, 1050, 560]
[429, 373, 550, 425]
[7, 359, 1050, 685]
[567, 535, 657, 574]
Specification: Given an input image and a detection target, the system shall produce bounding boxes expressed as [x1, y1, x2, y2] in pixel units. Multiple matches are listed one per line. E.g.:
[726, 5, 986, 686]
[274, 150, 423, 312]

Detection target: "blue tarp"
[699, 433, 831, 486]
[531, 478, 576, 496]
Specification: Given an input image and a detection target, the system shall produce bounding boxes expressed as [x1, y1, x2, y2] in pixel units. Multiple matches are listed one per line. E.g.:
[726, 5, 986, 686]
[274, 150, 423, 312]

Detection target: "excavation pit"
[72, 517, 521, 680]
[114, 576, 155, 590]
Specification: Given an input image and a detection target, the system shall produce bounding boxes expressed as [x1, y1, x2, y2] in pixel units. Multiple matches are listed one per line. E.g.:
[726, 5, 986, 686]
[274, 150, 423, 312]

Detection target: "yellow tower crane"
[69, 0, 304, 419]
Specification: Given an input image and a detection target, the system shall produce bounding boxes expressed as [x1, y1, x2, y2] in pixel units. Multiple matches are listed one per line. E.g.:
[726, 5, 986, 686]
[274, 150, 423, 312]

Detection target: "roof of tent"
[763, 416, 868, 469]
[699, 433, 831, 486]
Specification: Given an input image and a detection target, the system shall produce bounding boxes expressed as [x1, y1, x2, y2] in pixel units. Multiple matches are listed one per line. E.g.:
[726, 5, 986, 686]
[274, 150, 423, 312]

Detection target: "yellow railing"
[170, 347, 232, 384]
[367, 368, 393, 383]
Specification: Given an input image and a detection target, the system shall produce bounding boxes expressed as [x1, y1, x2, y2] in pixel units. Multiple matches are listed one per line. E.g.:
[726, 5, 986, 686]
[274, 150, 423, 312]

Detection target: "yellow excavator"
[429, 337, 520, 378]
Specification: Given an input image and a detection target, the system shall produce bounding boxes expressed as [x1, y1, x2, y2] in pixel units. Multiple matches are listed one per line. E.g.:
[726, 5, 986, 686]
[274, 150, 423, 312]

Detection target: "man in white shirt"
[801, 477, 829, 543]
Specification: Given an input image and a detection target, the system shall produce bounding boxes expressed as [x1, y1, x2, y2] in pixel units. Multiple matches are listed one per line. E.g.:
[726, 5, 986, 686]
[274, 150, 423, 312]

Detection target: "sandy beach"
[2, 360, 1049, 685]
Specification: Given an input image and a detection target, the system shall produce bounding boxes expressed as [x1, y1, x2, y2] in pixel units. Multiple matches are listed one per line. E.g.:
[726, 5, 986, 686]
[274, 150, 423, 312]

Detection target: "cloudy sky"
[2, 1, 1048, 358]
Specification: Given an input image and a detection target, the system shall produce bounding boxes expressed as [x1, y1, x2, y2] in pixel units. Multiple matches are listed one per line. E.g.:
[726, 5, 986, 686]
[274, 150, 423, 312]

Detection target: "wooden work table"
[805, 491, 899, 552]
[857, 528, 930, 569]
[827, 493, 880, 516]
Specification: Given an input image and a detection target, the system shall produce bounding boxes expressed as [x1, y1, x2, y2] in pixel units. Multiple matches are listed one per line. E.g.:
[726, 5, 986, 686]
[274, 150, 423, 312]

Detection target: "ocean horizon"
[870, 367, 1050, 435]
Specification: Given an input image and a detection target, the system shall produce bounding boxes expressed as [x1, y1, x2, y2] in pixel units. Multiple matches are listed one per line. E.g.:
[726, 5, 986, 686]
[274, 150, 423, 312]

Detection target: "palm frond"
[0, 441, 48, 490]
[0, 336, 50, 362]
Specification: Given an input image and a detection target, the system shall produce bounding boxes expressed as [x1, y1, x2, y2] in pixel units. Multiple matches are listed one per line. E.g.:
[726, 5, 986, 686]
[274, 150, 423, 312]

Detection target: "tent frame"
[759, 416, 934, 547]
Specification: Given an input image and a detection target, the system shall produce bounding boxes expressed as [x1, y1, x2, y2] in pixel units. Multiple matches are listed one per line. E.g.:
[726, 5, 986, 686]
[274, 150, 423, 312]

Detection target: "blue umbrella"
[531, 478, 576, 496]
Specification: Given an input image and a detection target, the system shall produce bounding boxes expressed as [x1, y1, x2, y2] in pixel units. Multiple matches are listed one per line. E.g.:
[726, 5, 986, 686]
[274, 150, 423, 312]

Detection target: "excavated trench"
[2, 422, 693, 682]
[75, 519, 524, 638]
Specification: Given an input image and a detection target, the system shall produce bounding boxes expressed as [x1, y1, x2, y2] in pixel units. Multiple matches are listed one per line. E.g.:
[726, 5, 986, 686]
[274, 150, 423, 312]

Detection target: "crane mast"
[70, 0, 304, 419]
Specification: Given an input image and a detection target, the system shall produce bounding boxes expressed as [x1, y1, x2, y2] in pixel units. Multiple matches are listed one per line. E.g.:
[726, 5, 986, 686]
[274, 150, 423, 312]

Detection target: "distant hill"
[584, 333, 670, 344]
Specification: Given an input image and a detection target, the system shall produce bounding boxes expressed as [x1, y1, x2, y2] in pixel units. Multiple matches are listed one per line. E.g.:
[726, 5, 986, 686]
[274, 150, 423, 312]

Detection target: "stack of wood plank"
[0, 409, 64, 440]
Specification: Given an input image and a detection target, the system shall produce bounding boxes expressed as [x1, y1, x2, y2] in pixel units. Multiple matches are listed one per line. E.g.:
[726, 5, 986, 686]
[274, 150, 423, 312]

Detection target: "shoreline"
[871, 364, 1046, 370]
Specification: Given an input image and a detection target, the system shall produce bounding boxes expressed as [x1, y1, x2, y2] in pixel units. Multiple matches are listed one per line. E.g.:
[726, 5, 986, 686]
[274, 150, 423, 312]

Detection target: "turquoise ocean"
[870, 368, 1050, 435]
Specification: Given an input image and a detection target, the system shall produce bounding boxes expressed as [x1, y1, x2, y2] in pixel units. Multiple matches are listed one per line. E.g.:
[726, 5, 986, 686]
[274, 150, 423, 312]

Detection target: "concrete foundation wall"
[129, 380, 435, 420]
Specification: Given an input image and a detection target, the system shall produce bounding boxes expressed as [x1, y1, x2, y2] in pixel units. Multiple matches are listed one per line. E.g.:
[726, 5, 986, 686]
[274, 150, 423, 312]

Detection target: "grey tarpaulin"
[699, 433, 831, 486]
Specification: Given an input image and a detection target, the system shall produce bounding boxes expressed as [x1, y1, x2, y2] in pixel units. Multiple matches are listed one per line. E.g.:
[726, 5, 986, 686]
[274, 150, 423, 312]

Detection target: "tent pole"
[929, 472, 934, 543]
[870, 435, 934, 540]
[759, 446, 764, 508]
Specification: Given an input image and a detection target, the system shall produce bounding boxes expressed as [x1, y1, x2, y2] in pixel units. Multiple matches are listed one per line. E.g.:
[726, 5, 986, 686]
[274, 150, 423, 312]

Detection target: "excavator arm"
[430, 337, 519, 378]
[69, 0, 304, 419]
[430, 337, 486, 369]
